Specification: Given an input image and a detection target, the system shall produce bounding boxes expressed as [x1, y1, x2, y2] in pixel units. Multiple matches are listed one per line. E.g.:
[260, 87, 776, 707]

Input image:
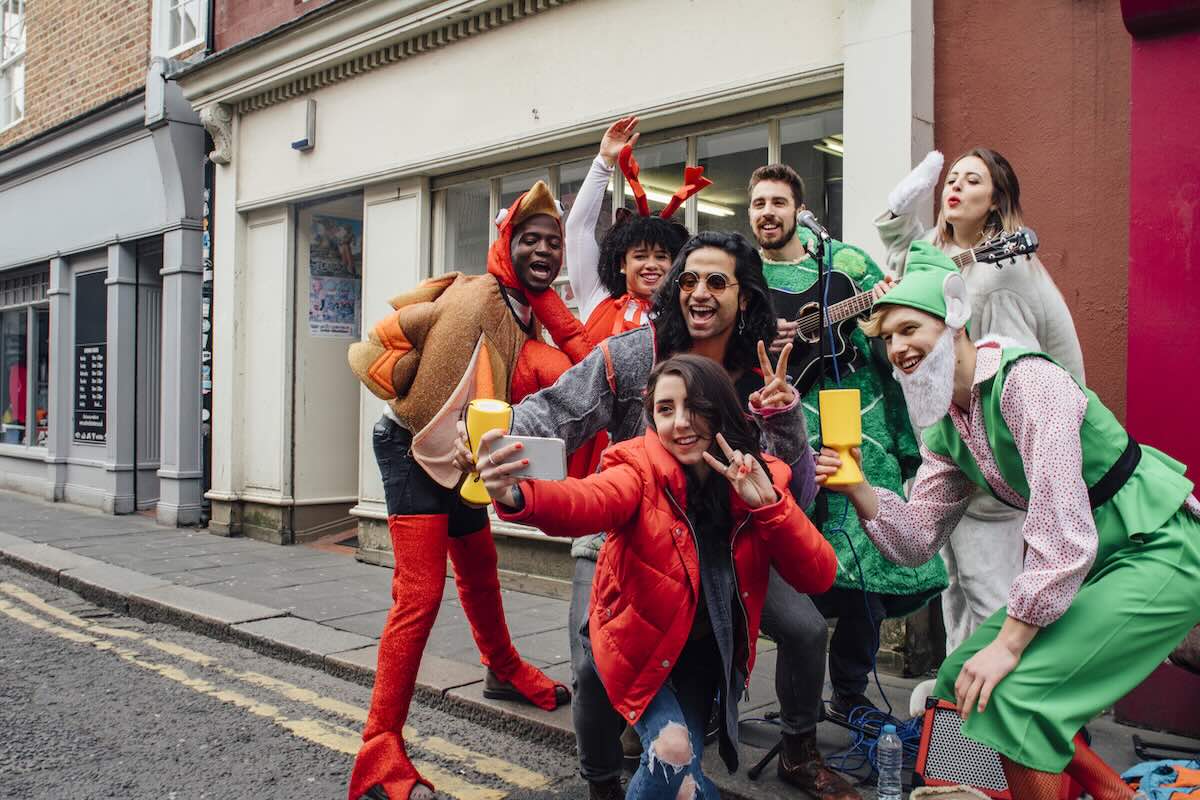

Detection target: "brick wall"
[0, 0, 153, 152]
[214, 0, 341, 52]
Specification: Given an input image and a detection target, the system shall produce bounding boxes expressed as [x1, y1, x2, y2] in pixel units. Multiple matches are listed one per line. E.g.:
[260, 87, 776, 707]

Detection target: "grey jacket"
[510, 326, 817, 559]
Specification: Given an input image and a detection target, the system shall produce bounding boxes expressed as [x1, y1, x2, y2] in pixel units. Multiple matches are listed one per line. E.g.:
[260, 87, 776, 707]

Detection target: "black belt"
[1088, 437, 1141, 509]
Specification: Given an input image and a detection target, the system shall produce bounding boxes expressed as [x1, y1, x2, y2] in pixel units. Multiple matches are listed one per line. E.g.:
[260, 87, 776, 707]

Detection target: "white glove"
[887, 150, 944, 217]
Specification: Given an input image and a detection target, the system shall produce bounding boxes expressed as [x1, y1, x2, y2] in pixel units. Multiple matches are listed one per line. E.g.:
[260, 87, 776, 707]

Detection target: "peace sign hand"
[599, 116, 640, 167]
[749, 340, 797, 411]
[703, 433, 778, 509]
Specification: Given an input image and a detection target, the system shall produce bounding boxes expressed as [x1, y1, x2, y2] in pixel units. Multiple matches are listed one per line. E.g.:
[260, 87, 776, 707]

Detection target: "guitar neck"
[951, 249, 977, 269]
[797, 288, 876, 337]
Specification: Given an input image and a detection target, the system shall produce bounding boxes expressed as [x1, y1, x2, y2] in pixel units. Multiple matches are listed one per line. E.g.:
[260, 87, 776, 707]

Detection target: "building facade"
[0, 0, 207, 525]
[179, 0, 935, 552]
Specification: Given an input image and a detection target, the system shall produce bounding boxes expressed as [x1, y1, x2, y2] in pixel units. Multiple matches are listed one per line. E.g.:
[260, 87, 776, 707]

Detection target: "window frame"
[429, 95, 844, 282]
[155, 0, 208, 59]
[0, 266, 50, 452]
[0, 0, 25, 132]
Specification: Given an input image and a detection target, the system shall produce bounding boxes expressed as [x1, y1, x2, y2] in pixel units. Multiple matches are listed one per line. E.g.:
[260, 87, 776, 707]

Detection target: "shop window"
[696, 124, 768, 242]
[0, 0, 24, 130]
[0, 303, 46, 448]
[559, 157, 614, 246]
[780, 108, 844, 240]
[499, 168, 549, 215]
[156, 0, 207, 57]
[622, 139, 688, 218]
[441, 180, 491, 274]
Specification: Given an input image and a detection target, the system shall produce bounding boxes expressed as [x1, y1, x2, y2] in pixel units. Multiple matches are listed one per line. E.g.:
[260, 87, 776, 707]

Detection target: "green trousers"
[933, 505, 1200, 772]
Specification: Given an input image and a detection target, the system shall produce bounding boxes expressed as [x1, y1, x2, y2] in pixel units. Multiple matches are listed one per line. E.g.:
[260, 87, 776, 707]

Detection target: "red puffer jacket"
[496, 430, 836, 725]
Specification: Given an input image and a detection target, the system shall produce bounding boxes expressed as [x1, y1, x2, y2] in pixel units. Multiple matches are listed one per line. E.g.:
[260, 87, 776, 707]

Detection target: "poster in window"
[308, 215, 362, 337]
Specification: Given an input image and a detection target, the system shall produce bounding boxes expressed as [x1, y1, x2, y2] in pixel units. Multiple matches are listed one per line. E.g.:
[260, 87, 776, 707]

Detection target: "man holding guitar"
[747, 165, 947, 791]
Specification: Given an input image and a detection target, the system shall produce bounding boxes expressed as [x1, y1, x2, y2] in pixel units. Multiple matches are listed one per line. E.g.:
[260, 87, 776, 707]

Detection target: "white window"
[157, 0, 207, 57]
[0, 0, 24, 131]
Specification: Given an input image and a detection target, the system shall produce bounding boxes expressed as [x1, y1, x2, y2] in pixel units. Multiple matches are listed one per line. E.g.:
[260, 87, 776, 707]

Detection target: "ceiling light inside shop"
[613, 184, 735, 217]
[814, 135, 844, 158]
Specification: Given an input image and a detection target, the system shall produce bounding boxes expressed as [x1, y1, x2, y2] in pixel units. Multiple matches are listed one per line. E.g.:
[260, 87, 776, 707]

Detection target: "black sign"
[74, 344, 106, 442]
[73, 271, 108, 444]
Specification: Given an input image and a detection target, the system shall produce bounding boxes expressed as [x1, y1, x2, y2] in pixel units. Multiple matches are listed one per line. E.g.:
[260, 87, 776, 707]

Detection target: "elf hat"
[874, 241, 970, 330]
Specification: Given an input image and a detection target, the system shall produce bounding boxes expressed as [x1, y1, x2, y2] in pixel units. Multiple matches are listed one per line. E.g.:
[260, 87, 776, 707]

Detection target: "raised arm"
[874, 150, 944, 277]
[568, 117, 637, 322]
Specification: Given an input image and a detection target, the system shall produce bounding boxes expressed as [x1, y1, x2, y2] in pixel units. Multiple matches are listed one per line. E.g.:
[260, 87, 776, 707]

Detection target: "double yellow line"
[0, 582, 551, 800]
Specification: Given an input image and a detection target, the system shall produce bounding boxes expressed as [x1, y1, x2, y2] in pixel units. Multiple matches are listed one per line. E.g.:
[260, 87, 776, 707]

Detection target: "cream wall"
[234, 0, 846, 209]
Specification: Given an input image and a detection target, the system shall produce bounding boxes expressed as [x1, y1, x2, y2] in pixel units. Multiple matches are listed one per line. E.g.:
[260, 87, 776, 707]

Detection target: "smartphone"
[480, 435, 567, 481]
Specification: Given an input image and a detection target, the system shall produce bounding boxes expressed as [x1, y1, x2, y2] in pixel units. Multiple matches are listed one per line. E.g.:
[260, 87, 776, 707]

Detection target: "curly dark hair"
[596, 214, 689, 298]
[650, 231, 778, 374]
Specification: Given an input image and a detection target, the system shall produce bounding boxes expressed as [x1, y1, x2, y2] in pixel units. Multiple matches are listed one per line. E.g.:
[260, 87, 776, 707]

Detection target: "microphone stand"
[748, 227, 833, 783]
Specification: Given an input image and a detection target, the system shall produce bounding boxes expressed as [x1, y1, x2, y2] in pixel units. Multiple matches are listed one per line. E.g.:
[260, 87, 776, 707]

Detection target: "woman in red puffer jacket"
[479, 354, 836, 800]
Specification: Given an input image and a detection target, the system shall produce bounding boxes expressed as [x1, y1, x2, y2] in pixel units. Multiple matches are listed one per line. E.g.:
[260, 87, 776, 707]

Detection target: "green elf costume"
[857, 242, 1200, 789]
[762, 227, 947, 603]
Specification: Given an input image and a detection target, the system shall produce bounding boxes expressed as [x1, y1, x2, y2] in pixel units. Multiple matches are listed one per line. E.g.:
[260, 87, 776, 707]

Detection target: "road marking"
[0, 583, 550, 795]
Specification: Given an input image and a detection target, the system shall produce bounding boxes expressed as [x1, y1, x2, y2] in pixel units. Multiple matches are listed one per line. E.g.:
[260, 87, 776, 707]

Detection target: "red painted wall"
[1124, 15, 1200, 479]
[934, 0, 1131, 420]
[214, 0, 342, 51]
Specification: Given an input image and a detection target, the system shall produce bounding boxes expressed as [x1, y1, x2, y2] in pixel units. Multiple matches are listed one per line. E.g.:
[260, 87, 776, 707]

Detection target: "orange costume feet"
[448, 526, 569, 711]
[347, 514, 446, 800]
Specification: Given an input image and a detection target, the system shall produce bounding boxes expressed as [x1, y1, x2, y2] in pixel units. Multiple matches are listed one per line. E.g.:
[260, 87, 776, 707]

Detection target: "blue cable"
[816, 245, 921, 776]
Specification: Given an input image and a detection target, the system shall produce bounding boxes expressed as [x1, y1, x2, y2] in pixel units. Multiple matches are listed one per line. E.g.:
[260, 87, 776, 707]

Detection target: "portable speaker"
[915, 700, 1082, 800]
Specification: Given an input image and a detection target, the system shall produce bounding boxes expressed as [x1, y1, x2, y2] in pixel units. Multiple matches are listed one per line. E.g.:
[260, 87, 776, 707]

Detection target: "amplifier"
[915, 700, 1082, 800]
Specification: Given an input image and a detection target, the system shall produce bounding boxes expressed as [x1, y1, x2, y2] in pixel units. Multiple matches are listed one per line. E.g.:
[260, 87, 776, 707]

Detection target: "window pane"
[0, 308, 28, 445]
[499, 168, 549, 214]
[34, 307, 47, 446]
[695, 124, 767, 242]
[618, 139, 688, 219]
[780, 108, 844, 241]
[559, 157, 613, 251]
[1, 0, 24, 62]
[442, 180, 490, 275]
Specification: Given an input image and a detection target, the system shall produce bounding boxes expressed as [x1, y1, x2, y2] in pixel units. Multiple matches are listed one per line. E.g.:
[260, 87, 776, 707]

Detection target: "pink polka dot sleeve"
[862, 445, 974, 567]
[1000, 357, 1098, 627]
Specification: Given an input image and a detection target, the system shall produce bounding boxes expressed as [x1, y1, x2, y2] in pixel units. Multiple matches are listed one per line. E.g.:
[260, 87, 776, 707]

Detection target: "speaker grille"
[922, 707, 1009, 792]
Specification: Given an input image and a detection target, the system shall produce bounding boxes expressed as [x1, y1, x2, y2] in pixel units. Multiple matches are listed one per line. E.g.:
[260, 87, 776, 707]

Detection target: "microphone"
[797, 210, 831, 241]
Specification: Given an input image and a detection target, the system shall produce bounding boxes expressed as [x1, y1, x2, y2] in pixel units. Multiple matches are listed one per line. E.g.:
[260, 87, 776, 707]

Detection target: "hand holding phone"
[479, 435, 567, 482]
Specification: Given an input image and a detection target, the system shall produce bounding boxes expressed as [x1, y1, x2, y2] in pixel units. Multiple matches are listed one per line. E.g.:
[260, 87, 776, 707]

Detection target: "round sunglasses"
[676, 271, 738, 295]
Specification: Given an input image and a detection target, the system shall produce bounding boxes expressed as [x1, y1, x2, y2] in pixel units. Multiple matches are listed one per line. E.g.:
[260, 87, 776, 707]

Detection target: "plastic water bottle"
[876, 723, 903, 800]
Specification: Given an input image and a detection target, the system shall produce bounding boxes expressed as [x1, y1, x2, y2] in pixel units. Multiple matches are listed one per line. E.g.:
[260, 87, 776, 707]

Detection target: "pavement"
[1, 488, 1197, 799]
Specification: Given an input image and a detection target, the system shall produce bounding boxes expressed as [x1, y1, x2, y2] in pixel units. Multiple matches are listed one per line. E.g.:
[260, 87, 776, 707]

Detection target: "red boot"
[447, 525, 569, 711]
[347, 514, 448, 800]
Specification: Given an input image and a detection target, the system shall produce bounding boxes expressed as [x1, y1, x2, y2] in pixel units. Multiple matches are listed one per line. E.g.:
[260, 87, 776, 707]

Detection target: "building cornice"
[176, 0, 575, 116]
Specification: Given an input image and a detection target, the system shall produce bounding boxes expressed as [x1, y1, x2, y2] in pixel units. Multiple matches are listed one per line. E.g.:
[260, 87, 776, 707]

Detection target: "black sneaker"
[826, 691, 878, 723]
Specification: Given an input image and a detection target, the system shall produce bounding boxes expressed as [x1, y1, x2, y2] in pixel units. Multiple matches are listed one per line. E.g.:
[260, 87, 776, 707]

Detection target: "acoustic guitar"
[770, 227, 1040, 394]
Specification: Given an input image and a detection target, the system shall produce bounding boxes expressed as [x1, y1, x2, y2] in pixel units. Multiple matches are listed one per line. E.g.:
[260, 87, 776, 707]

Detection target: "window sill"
[0, 442, 49, 461]
[0, 116, 23, 135]
[163, 37, 205, 60]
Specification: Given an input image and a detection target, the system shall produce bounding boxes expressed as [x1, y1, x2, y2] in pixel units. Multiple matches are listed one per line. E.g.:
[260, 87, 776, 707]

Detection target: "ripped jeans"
[626, 637, 722, 800]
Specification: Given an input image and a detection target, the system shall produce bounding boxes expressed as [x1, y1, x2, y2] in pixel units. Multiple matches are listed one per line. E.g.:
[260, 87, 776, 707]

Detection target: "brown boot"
[777, 731, 861, 800]
[587, 777, 624, 800]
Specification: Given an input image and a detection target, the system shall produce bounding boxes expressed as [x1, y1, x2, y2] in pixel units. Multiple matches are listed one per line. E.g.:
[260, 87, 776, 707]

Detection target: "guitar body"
[770, 270, 869, 395]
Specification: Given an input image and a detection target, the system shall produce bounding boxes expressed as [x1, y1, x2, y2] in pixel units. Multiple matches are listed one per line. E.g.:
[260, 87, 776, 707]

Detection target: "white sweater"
[875, 210, 1086, 383]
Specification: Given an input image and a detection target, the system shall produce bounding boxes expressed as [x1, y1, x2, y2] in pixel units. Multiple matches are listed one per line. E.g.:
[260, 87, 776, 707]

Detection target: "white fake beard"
[894, 327, 957, 429]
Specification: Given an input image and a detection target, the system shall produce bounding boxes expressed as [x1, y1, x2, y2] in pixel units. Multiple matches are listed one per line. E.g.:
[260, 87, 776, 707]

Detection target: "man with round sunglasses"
[455, 231, 830, 800]
[746, 164, 945, 798]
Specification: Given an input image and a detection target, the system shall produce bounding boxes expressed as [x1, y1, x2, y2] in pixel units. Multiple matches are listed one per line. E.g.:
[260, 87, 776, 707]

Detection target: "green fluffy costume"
[762, 227, 947, 611]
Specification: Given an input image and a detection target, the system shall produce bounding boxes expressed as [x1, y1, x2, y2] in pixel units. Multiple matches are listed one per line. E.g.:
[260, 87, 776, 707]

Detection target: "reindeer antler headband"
[617, 143, 713, 220]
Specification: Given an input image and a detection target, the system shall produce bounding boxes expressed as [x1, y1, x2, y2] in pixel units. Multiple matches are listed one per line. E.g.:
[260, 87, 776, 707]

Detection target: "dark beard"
[755, 217, 798, 252]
